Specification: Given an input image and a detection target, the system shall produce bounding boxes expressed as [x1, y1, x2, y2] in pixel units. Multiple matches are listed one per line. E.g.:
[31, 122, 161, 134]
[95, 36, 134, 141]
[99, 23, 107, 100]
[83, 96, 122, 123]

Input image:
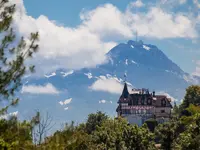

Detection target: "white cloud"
[99, 100, 106, 103]
[22, 83, 60, 95]
[59, 98, 72, 106]
[126, 7, 197, 39]
[192, 61, 200, 76]
[59, 101, 64, 106]
[90, 75, 133, 94]
[64, 107, 69, 110]
[60, 70, 74, 77]
[84, 73, 93, 79]
[131, 60, 137, 64]
[0, 111, 18, 120]
[90, 77, 123, 94]
[12, 1, 117, 75]
[44, 72, 56, 78]
[9, 0, 199, 76]
[64, 98, 72, 105]
[98, 100, 113, 104]
[80, 4, 133, 40]
[130, 0, 145, 8]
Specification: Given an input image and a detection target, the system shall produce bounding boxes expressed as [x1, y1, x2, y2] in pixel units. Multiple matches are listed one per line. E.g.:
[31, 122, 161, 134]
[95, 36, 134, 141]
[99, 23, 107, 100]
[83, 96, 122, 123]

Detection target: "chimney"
[153, 91, 155, 97]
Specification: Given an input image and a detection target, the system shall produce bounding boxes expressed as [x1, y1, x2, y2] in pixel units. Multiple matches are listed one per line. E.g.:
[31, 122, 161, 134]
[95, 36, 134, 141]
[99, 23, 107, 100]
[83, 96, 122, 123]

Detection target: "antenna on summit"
[135, 31, 138, 42]
[124, 72, 127, 83]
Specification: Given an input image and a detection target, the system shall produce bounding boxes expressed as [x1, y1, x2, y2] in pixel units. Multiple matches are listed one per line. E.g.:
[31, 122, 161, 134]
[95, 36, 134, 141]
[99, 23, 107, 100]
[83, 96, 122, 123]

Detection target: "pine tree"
[0, 0, 39, 114]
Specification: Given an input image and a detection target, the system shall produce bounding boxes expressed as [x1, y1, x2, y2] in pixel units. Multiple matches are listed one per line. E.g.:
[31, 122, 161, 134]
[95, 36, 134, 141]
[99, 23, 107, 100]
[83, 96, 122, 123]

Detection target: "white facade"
[118, 103, 171, 126]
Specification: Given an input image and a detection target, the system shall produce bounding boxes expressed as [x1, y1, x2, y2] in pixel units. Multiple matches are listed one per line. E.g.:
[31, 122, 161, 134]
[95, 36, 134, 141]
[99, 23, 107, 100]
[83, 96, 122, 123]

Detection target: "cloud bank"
[90, 77, 123, 94]
[22, 83, 60, 95]
[193, 61, 200, 77]
[89, 75, 133, 94]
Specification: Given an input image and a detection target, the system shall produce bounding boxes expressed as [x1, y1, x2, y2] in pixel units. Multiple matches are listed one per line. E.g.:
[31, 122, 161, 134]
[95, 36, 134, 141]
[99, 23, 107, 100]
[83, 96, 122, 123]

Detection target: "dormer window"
[147, 98, 152, 105]
[161, 99, 166, 107]
[161, 110, 165, 113]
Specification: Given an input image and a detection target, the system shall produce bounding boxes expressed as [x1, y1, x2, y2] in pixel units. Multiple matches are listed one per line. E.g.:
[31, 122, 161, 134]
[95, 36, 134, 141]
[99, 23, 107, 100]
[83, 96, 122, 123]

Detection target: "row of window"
[124, 99, 167, 107]
[128, 98, 152, 106]
[121, 109, 152, 115]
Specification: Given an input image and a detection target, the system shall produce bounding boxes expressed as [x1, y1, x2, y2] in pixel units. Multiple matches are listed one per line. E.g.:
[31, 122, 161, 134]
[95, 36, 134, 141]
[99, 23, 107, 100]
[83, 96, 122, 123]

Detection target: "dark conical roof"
[121, 82, 129, 98]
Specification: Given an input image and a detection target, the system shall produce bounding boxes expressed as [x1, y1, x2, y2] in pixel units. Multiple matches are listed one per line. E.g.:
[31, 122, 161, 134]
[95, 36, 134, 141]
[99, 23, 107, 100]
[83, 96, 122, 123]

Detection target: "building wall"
[154, 107, 171, 114]
[117, 102, 171, 126]
[122, 114, 154, 126]
[123, 114, 143, 126]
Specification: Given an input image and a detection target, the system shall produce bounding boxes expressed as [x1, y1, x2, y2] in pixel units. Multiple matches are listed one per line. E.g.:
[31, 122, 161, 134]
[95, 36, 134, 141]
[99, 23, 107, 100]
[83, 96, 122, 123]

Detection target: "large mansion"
[116, 82, 172, 126]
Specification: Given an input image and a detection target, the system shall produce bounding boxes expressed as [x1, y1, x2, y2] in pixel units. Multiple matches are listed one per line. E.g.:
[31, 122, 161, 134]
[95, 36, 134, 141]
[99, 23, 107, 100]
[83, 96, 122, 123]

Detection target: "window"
[131, 109, 136, 114]
[161, 99, 166, 107]
[161, 110, 165, 113]
[136, 110, 138, 114]
[141, 97, 145, 105]
[147, 99, 152, 105]
[141, 109, 143, 114]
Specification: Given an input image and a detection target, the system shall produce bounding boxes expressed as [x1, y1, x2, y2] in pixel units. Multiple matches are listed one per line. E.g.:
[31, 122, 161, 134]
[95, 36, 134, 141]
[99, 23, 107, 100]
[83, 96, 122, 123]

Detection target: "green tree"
[40, 121, 93, 150]
[85, 111, 108, 134]
[0, 116, 33, 149]
[155, 120, 180, 150]
[145, 119, 158, 132]
[174, 114, 200, 149]
[180, 85, 200, 111]
[0, 0, 39, 115]
[172, 101, 179, 117]
[92, 117, 156, 150]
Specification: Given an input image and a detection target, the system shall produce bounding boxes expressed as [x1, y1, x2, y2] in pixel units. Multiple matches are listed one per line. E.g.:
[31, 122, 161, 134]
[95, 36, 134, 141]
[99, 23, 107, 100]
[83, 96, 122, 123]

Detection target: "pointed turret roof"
[121, 82, 129, 98]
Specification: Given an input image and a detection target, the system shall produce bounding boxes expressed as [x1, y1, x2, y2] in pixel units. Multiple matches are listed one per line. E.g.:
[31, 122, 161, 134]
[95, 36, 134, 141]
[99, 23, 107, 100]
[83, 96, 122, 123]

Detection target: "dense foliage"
[38, 113, 156, 150]
[0, 116, 33, 149]
[179, 85, 200, 111]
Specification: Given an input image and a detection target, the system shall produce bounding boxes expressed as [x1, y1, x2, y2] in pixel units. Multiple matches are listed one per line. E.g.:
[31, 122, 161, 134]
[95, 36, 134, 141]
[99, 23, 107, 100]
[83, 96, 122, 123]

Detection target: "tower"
[124, 72, 127, 83]
[121, 82, 129, 98]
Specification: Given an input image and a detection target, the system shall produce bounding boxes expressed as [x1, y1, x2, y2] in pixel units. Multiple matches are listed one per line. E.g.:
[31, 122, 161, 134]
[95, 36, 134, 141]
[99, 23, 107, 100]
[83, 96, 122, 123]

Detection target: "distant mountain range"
[15, 40, 199, 129]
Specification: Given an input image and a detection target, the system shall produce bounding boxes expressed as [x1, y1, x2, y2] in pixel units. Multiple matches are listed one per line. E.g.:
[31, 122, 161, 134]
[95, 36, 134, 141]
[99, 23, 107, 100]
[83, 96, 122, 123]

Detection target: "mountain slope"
[95, 40, 189, 99]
